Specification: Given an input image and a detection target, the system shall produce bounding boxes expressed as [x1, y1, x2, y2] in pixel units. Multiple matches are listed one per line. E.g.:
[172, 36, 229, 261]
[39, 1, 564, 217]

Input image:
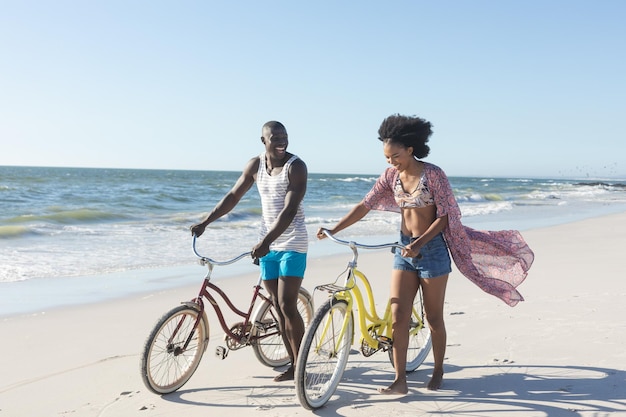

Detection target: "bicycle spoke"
[141, 306, 207, 394]
[296, 299, 352, 410]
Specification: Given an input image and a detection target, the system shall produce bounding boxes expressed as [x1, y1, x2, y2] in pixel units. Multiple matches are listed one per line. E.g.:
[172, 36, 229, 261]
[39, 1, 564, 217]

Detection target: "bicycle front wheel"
[141, 304, 208, 394]
[252, 287, 314, 367]
[295, 298, 352, 410]
[389, 287, 432, 372]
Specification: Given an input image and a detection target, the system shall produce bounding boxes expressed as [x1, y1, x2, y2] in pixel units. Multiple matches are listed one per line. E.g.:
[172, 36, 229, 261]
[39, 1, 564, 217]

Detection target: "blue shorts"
[392, 232, 452, 278]
[259, 250, 307, 280]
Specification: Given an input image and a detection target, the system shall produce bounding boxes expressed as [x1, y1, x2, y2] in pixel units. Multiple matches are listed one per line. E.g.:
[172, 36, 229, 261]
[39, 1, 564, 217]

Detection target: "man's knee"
[277, 298, 300, 319]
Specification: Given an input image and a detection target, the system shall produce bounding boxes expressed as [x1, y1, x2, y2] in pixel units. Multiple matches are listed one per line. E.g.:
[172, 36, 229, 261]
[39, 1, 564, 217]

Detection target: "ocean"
[2, 165, 626, 316]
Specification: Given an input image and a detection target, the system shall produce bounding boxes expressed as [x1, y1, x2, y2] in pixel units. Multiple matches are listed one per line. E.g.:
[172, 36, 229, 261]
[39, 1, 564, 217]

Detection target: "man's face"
[262, 127, 288, 159]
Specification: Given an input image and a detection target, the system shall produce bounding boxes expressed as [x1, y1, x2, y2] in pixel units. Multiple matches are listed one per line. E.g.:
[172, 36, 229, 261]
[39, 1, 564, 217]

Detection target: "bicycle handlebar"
[192, 235, 253, 266]
[320, 229, 423, 260]
[320, 229, 403, 251]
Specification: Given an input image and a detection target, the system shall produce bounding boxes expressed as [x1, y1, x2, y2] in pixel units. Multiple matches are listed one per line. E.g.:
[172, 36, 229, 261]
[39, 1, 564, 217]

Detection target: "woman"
[317, 114, 534, 395]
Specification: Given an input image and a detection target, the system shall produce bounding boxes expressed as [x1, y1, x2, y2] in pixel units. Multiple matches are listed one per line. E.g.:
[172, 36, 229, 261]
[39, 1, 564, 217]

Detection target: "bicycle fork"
[315, 297, 354, 359]
[163, 300, 210, 357]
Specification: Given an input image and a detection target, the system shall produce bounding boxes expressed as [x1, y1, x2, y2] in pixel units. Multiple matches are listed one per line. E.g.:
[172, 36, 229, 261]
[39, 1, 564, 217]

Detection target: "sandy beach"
[1, 212, 626, 417]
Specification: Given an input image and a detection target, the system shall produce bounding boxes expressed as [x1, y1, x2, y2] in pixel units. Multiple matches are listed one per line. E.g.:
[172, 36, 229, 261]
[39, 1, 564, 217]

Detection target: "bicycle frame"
[190, 275, 279, 346]
[141, 236, 314, 395]
[186, 236, 281, 349]
[295, 231, 432, 410]
[318, 267, 391, 352]
[315, 231, 424, 353]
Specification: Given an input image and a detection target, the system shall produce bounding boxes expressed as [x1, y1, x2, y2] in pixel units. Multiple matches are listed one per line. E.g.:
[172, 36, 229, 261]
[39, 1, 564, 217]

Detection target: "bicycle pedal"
[215, 345, 229, 360]
[377, 336, 393, 347]
[254, 319, 275, 331]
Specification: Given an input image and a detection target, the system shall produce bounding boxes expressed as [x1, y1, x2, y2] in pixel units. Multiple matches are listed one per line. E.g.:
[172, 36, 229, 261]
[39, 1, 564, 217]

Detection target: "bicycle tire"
[295, 298, 352, 410]
[251, 287, 314, 367]
[140, 304, 208, 394]
[388, 287, 432, 372]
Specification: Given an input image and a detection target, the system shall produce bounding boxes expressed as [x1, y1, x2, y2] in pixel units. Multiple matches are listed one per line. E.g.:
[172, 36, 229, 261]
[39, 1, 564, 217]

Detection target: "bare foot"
[274, 366, 294, 382]
[427, 370, 443, 390]
[377, 380, 408, 395]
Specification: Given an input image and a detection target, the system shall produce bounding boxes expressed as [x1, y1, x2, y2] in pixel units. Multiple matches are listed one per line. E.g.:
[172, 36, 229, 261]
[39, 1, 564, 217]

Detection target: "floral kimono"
[363, 163, 534, 307]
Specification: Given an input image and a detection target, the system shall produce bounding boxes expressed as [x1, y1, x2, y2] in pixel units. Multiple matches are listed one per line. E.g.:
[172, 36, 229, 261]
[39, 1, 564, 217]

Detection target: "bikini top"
[394, 172, 434, 208]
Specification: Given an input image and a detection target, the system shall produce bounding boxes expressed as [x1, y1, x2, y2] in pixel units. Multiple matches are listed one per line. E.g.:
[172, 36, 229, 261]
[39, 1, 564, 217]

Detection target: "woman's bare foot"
[377, 380, 408, 395]
[427, 369, 443, 390]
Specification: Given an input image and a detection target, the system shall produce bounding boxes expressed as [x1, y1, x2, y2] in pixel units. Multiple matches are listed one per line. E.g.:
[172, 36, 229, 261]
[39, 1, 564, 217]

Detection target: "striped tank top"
[256, 152, 308, 253]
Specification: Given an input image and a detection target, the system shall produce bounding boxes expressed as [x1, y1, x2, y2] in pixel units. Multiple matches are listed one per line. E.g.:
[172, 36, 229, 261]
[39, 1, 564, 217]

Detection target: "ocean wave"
[317, 176, 377, 183]
[460, 201, 513, 217]
[221, 208, 262, 221]
[186, 209, 263, 230]
[527, 182, 626, 203]
[7, 208, 131, 225]
[574, 181, 626, 190]
[340, 177, 376, 183]
[456, 193, 506, 202]
[526, 191, 561, 200]
[0, 264, 32, 283]
[0, 225, 36, 239]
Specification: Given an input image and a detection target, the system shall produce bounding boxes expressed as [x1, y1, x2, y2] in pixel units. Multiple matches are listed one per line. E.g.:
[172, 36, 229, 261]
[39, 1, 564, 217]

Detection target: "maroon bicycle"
[141, 236, 314, 394]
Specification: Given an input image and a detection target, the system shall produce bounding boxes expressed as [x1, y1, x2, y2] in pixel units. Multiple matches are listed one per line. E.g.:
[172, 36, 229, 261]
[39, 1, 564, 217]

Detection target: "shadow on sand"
[161, 362, 626, 416]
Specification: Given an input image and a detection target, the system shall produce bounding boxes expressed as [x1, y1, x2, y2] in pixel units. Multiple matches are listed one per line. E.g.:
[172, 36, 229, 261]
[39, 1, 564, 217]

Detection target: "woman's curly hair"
[378, 114, 433, 159]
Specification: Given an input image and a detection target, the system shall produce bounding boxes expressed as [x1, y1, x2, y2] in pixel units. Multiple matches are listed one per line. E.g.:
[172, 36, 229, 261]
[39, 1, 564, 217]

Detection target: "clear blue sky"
[1, 1, 625, 178]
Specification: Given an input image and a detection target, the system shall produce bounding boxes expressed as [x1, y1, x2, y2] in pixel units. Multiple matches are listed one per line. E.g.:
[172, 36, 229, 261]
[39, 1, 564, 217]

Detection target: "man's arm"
[191, 157, 259, 237]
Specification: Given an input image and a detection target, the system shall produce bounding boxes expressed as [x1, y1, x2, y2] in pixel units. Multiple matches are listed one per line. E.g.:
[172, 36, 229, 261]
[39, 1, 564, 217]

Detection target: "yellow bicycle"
[295, 230, 432, 410]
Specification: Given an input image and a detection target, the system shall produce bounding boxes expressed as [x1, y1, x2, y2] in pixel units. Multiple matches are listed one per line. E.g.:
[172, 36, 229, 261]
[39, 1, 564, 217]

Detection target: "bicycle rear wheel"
[141, 304, 208, 394]
[252, 287, 314, 367]
[295, 298, 352, 410]
[388, 287, 432, 372]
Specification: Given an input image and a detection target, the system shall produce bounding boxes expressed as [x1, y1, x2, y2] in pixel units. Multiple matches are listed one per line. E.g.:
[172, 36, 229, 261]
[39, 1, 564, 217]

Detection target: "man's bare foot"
[274, 366, 294, 382]
[427, 370, 443, 390]
[377, 380, 408, 395]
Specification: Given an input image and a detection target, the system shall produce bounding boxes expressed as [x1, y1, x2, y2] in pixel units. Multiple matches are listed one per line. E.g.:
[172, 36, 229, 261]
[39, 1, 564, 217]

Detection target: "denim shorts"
[259, 250, 307, 280]
[392, 232, 452, 278]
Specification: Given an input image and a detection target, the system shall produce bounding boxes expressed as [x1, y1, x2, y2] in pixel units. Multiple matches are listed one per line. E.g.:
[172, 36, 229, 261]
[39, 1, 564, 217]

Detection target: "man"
[191, 121, 308, 382]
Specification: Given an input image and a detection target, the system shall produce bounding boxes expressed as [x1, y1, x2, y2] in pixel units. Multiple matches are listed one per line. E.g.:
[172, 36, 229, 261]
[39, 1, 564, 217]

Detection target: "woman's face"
[383, 141, 414, 172]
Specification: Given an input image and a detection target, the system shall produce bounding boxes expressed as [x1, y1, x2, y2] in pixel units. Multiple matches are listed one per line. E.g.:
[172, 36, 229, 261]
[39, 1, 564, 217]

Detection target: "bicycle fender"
[181, 301, 202, 311]
[251, 299, 271, 326]
[298, 286, 314, 310]
[251, 287, 315, 323]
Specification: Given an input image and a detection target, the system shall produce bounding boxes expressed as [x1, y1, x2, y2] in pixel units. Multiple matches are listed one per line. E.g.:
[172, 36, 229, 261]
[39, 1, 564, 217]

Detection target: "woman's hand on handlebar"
[316, 227, 330, 240]
[401, 241, 423, 259]
[401, 244, 421, 258]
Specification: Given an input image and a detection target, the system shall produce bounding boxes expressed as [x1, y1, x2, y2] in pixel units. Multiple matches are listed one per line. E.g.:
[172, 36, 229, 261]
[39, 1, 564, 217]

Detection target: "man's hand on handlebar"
[190, 222, 207, 238]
